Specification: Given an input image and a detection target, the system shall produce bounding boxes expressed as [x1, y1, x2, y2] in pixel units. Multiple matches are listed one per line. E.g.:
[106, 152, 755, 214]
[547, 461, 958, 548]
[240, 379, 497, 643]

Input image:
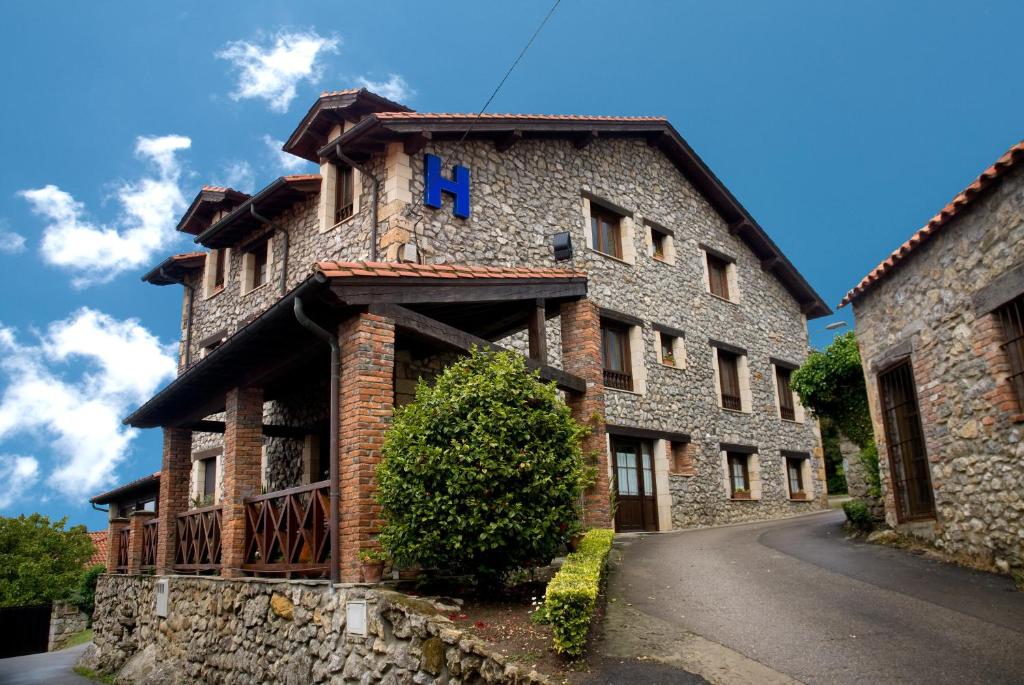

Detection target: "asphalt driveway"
[599, 510, 1024, 684]
[0, 643, 93, 685]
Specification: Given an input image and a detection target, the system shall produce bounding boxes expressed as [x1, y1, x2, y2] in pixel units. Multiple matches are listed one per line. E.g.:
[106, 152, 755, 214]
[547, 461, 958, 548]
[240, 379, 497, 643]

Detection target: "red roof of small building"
[315, 260, 587, 280]
[87, 531, 107, 567]
[841, 140, 1024, 307]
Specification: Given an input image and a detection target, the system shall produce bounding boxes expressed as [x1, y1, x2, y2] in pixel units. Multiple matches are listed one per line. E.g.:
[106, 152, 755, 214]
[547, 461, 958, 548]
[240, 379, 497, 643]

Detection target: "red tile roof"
[315, 260, 587, 280]
[841, 140, 1024, 307]
[87, 531, 107, 567]
[375, 112, 666, 122]
[141, 252, 206, 285]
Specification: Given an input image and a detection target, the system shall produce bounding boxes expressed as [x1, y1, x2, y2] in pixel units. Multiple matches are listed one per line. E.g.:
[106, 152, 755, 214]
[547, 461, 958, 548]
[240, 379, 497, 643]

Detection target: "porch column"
[221, 386, 264, 578]
[156, 427, 192, 573]
[338, 312, 396, 582]
[560, 299, 612, 529]
[106, 518, 128, 573]
[126, 510, 156, 574]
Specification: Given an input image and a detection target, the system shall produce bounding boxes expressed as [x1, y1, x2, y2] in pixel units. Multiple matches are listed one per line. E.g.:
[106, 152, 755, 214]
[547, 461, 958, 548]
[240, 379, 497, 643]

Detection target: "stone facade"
[849, 161, 1024, 572]
[81, 575, 549, 684]
[160, 95, 827, 538]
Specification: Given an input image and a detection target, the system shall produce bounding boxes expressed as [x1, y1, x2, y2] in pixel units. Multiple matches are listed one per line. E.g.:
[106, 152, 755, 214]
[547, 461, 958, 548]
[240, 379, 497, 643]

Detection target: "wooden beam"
[728, 220, 750, 236]
[372, 304, 586, 393]
[606, 423, 690, 444]
[527, 299, 547, 362]
[495, 130, 523, 153]
[403, 132, 432, 156]
[332, 280, 586, 306]
[573, 130, 599, 150]
[186, 420, 311, 439]
[761, 256, 780, 271]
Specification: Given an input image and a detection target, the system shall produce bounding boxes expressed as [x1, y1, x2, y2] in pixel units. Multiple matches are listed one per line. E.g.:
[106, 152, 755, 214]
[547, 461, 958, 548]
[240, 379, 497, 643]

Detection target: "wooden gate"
[0, 604, 52, 657]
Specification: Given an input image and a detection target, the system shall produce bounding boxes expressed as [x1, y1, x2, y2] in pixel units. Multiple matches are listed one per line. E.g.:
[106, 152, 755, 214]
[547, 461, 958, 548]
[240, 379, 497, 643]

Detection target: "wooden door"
[612, 439, 658, 532]
[879, 361, 935, 521]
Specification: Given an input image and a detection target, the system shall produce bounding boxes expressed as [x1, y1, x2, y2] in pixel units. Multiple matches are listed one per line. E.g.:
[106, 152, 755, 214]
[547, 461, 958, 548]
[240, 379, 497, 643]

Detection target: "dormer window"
[253, 241, 268, 288]
[203, 248, 230, 298]
[334, 165, 354, 223]
[213, 249, 226, 289]
[242, 238, 271, 294]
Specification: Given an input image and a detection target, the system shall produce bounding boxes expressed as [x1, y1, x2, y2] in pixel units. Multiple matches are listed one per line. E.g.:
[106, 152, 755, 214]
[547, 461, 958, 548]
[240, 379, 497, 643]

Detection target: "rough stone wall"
[82, 575, 548, 684]
[48, 601, 88, 652]
[851, 164, 1024, 572]
[166, 133, 823, 529]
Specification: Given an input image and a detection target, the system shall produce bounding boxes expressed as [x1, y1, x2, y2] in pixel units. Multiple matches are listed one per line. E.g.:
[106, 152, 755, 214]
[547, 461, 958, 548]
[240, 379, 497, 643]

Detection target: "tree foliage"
[791, 331, 873, 448]
[0, 514, 94, 608]
[377, 349, 588, 582]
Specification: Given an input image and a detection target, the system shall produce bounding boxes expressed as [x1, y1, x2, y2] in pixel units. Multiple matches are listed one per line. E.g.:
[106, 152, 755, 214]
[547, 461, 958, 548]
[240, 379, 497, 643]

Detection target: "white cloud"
[262, 135, 313, 173]
[19, 135, 191, 288]
[220, 160, 256, 193]
[217, 29, 339, 113]
[0, 455, 40, 508]
[356, 74, 413, 103]
[0, 309, 176, 501]
[0, 231, 25, 254]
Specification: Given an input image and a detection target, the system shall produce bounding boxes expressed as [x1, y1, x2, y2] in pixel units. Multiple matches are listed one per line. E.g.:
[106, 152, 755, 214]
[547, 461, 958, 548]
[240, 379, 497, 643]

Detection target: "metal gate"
[0, 603, 52, 658]
[878, 361, 935, 521]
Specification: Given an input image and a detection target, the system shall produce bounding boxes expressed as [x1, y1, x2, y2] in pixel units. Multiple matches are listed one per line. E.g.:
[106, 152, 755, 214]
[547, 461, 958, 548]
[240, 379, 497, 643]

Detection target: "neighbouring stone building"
[842, 140, 1024, 573]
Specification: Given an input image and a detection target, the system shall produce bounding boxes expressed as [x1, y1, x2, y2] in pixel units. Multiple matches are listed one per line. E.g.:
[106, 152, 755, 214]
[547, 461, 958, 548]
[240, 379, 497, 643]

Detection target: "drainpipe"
[90, 502, 109, 513]
[251, 204, 289, 295]
[335, 144, 379, 261]
[160, 266, 195, 368]
[293, 296, 340, 587]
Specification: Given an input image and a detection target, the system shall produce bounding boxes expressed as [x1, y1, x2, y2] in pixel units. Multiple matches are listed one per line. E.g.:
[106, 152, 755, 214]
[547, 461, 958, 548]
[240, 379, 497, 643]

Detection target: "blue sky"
[0, 0, 1021, 529]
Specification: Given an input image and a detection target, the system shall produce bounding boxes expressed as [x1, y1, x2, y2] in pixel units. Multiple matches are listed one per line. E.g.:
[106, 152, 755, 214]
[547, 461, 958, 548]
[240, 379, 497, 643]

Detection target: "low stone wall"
[80, 575, 550, 684]
[49, 601, 89, 651]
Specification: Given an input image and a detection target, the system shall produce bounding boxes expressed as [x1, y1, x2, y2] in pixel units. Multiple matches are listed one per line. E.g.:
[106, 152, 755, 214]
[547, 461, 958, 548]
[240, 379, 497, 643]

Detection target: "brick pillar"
[221, 386, 264, 578]
[156, 427, 192, 573]
[338, 312, 395, 582]
[126, 510, 156, 574]
[560, 299, 612, 529]
[106, 518, 128, 573]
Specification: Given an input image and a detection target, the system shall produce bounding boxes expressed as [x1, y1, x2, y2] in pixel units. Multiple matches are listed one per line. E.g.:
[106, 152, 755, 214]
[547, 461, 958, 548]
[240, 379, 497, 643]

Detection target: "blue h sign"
[423, 153, 470, 219]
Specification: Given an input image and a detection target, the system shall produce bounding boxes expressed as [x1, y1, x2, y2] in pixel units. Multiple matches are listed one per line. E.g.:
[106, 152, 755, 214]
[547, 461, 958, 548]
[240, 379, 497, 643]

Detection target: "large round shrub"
[377, 349, 588, 581]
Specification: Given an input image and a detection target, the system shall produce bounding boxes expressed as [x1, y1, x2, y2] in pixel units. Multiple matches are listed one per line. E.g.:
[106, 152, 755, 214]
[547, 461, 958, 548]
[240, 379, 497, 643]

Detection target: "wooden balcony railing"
[174, 505, 222, 573]
[603, 369, 634, 392]
[243, 480, 330, 578]
[115, 528, 130, 573]
[141, 519, 158, 570]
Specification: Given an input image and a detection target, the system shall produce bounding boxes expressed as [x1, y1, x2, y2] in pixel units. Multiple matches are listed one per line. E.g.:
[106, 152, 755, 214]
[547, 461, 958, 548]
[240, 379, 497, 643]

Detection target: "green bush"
[858, 443, 882, 499]
[377, 349, 588, 583]
[0, 514, 93, 608]
[70, 565, 105, 621]
[843, 499, 873, 532]
[545, 528, 614, 657]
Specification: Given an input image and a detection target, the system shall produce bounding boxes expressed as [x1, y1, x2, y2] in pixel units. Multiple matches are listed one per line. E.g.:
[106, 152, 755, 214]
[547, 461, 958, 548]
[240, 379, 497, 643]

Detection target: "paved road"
[606, 510, 1024, 684]
[0, 643, 93, 685]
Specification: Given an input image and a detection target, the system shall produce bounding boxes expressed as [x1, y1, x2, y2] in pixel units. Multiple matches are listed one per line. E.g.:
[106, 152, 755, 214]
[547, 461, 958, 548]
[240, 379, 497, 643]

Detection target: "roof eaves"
[195, 175, 321, 247]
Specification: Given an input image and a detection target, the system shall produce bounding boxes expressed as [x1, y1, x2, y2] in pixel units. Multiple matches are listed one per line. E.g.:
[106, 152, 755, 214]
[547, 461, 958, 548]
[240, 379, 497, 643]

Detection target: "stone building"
[111, 88, 830, 586]
[841, 140, 1024, 572]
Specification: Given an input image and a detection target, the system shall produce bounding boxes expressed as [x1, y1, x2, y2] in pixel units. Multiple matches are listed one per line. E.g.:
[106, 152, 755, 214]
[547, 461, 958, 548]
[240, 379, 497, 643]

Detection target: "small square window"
[651, 229, 669, 261]
[660, 334, 678, 367]
[590, 205, 623, 259]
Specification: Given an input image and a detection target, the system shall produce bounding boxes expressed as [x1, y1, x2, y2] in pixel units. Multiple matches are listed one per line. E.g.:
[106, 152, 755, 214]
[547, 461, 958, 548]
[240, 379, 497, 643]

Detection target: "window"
[213, 249, 226, 289]
[650, 226, 671, 262]
[707, 253, 731, 299]
[243, 239, 270, 293]
[996, 295, 1024, 410]
[717, 350, 742, 410]
[601, 321, 633, 391]
[202, 458, 216, 500]
[334, 165, 354, 223]
[786, 456, 806, 498]
[727, 453, 750, 498]
[878, 361, 935, 521]
[590, 205, 623, 259]
[660, 334, 677, 366]
[776, 366, 796, 421]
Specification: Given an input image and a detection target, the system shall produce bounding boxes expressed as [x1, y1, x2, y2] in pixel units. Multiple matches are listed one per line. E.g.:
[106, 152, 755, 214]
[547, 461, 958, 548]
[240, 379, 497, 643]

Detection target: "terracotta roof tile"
[87, 531, 107, 568]
[841, 140, 1024, 307]
[314, 260, 586, 280]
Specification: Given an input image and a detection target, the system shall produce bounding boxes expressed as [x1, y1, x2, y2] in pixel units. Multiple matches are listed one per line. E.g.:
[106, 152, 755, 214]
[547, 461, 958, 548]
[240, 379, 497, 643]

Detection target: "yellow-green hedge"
[544, 528, 614, 657]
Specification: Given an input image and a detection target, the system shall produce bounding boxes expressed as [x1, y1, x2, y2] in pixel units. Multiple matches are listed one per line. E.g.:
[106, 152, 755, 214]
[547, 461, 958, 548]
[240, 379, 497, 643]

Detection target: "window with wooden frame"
[334, 164, 354, 224]
[213, 249, 226, 289]
[727, 453, 750, 498]
[707, 253, 731, 300]
[717, 349, 743, 411]
[996, 295, 1024, 410]
[590, 204, 623, 259]
[601, 320, 633, 391]
[660, 334, 677, 367]
[786, 456, 806, 499]
[650, 226, 669, 261]
[776, 365, 796, 421]
[246, 239, 269, 291]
